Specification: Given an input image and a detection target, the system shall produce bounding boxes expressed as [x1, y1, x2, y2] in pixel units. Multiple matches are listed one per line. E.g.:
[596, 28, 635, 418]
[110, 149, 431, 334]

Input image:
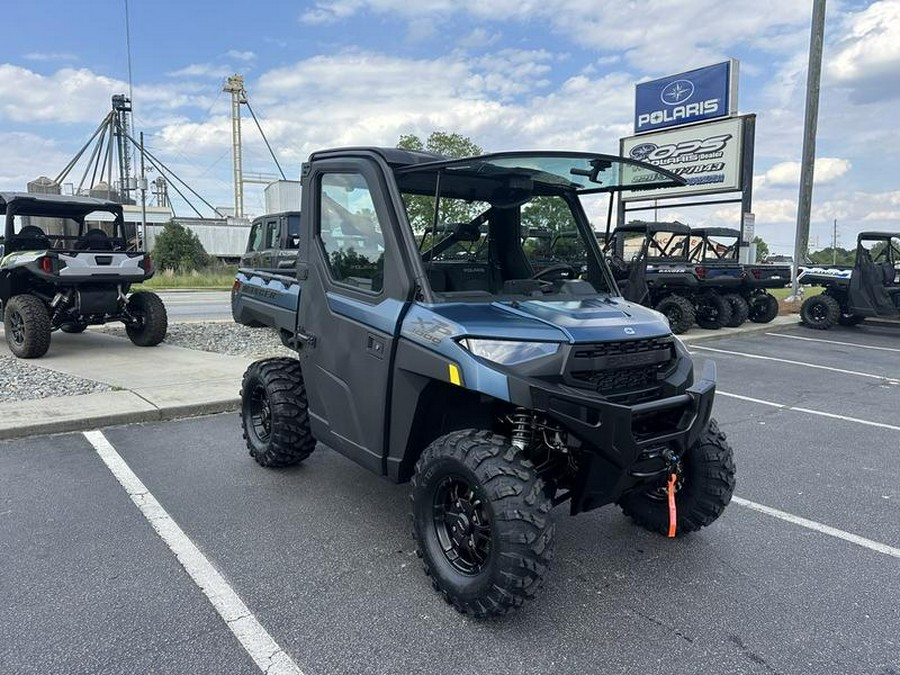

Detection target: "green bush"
[152, 221, 210, 272]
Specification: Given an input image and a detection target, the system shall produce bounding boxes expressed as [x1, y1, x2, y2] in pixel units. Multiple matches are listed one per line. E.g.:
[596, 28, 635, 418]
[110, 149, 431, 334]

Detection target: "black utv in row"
[0, 193, 166, 358]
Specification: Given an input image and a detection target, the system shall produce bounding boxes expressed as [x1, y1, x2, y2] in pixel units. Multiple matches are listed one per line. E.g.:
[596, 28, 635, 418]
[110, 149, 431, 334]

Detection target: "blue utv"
[238, 148, 736, 617]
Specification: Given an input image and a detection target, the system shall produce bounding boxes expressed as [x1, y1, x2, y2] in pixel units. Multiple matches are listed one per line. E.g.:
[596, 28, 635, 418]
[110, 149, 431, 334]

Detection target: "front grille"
[566, 336, 676, 403]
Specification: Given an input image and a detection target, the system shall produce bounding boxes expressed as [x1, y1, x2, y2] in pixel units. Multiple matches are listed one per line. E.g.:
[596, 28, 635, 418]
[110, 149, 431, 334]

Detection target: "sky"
[1, 0, 898, 255]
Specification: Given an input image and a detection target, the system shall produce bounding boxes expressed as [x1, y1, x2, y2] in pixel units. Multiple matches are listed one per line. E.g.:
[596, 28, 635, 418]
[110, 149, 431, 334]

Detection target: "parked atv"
[798, 231, 900, 329]
[689, 227, 789, 325]
[606, 222, 734, 333]
[0, 192, 167, 358]
[237, 148, 736, 617]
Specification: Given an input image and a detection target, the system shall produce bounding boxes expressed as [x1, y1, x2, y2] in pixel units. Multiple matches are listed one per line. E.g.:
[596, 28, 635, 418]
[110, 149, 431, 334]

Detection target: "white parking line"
[733, 496, 900, 560]
[718, 391, 900, 432]
[83, 430, 304, 675]
[694, 345, 900, 384]
[764, 332, 900, 353]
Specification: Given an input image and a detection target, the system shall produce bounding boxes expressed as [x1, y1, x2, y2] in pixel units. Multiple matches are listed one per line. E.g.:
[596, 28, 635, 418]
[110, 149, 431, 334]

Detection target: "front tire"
[695, 292, 732, 330]
[749, 293, 779, 323]
[721, 293, 750, 327]
[125, 291, 168, 346]
[800, 294, 840, 330]
[411, 430, 555, 618]
[240, 358, 316, 467]
[4, 294, 51, 359]
[655, 295, 695, 335]
[618, 419, 735, 536]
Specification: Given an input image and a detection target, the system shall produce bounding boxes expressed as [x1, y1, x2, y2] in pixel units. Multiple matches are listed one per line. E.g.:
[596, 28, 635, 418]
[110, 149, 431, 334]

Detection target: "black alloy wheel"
[246, 383, 273, 446]
[432, 475, 493, 575]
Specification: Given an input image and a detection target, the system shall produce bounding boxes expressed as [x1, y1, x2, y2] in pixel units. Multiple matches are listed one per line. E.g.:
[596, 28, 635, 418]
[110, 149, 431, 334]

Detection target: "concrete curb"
[0, 393, 240, 441]
[680, 315, 797, 343]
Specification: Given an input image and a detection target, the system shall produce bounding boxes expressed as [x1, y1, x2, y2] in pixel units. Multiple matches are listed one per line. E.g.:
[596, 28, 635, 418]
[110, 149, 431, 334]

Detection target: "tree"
[152, 221, 210, 272]
[397, 131, 485, 234]
[809, 246, 855, 266]
[398, 131, 483, 159]
[752, 236, 769, 263]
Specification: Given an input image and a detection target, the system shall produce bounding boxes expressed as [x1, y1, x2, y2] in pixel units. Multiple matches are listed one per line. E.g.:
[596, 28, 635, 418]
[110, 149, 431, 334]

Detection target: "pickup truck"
[234, 146, 735, 617]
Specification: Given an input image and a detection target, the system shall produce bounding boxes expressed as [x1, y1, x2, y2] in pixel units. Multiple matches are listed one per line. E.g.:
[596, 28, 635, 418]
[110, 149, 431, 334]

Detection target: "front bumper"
[511, 360, 717, 514]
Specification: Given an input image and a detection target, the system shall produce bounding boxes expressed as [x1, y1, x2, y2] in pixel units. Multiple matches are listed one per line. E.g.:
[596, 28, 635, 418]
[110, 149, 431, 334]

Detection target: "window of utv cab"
[318, 172, 386, 293]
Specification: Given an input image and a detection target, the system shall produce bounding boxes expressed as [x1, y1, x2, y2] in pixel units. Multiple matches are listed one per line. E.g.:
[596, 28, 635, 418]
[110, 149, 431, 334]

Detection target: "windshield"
[395, 155, 631, 302]
[397, 151, 684, 194]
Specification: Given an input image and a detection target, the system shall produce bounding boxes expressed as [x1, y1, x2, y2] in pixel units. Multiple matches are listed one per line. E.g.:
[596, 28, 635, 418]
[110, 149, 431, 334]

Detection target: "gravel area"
[0, 354, 112, 403]
[0, 322, 293, 403]
[97, 322, 295, 359]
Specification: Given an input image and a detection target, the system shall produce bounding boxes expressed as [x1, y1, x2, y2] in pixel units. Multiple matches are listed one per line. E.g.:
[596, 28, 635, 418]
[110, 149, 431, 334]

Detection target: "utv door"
[297, 159, 411, 473]
[848, 239, 899, 317]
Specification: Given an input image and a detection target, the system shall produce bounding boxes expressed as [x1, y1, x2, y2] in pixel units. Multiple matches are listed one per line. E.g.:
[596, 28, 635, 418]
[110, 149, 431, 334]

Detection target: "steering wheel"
[531, 263, 578, 282]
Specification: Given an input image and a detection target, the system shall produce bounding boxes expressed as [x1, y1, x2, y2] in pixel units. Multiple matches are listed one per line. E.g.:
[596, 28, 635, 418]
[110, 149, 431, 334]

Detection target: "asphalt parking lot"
[2, 321, 899, 675]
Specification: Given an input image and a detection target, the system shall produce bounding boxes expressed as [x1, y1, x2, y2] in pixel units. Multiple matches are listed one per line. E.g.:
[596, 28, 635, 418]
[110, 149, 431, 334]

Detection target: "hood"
[428, 296, 671, 343]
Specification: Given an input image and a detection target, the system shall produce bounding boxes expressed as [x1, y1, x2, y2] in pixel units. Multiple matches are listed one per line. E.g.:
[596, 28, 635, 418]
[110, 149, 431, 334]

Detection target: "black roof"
[858, 231, 900, 239]
[692, 227, 740, 238]
[615, 221, 691, 235]
[308, 147, 445, 168]
[0, 192, 123, 219]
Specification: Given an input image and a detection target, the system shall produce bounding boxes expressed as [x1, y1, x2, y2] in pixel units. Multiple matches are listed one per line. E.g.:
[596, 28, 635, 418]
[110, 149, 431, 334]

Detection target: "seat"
[75, 228, 114, 251]
[13, 225, 51, 251]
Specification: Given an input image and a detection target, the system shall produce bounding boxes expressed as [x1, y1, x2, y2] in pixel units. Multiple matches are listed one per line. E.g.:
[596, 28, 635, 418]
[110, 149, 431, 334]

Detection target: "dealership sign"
[619, 116, 745, 201]
[634, 61, 738, 133]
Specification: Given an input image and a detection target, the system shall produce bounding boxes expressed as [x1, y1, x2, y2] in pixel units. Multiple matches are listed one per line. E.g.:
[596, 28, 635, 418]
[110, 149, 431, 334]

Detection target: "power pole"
[223, 74, 247, 219]
[790, 0, 827, 299]
[832, 218, 838, 265]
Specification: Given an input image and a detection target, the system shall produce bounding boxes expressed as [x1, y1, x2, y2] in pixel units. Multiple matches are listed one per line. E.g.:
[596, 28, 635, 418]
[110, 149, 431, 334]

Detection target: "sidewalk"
[0, 315, 800, 440]
[0, 331, 252, 440]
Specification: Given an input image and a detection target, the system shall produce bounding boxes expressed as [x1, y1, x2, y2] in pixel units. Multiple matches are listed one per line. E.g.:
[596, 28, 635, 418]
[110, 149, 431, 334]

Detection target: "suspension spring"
[510, 408, 533, 450]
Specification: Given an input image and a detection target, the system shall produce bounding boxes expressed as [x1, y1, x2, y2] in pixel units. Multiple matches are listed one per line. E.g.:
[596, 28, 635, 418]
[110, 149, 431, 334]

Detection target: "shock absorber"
[510, 408, 533, 450]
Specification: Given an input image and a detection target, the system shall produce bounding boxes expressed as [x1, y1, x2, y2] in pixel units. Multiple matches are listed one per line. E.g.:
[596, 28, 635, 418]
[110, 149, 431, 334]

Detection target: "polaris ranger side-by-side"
[606, 222, 735, 334]
[0, 193, 167, 358]
[690, 227, 789, 326]
[238, 148, 736, 617]
[798, 231, 900, 329]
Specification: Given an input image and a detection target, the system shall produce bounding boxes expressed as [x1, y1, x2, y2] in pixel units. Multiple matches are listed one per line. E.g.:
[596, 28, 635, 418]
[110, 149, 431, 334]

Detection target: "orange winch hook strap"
[666, 473, 677, 538]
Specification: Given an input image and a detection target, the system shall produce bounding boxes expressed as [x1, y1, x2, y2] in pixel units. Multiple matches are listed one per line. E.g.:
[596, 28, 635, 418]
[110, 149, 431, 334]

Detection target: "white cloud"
[827, 0, 900, 103]
[0, 66, 122, 124]
[757, 157, 852, 188]
[226, 50, 257, 62]
[23, 52, 79, 62]
[167, 63, 232, 79]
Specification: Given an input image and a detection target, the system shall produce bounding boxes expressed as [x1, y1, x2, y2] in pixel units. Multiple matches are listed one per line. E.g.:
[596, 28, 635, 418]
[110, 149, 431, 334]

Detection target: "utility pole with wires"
[832, 218, 838, 265]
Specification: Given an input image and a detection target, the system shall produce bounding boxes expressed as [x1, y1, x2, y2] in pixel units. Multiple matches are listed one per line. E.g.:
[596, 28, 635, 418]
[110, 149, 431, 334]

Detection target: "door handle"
[295, 330, 317, 348]
[366, 334, 385, 359]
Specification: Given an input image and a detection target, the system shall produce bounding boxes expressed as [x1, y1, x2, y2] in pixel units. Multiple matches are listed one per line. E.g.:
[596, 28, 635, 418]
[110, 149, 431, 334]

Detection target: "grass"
[134, 265, 238, 291]
[770, 286, 823, 301]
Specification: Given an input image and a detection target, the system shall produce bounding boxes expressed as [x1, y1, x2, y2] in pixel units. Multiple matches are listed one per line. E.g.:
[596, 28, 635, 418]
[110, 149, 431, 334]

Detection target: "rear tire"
[749, 293, 779, 323]
[800, 294, 840, 330]
[411, 429, 555, 618]
[241, 358, 316, 467]
[655, 295, 695, 335]
[618, 419, 735, 536]
[3, 294, 51, 359]
[125, 292, 168, 346]
[721, 293, 749, 327]
[695, 292, 732, 330]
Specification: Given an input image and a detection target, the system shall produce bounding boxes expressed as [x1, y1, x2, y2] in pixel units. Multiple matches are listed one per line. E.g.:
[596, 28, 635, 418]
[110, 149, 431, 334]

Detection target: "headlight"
[460, 338, 559, 365]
